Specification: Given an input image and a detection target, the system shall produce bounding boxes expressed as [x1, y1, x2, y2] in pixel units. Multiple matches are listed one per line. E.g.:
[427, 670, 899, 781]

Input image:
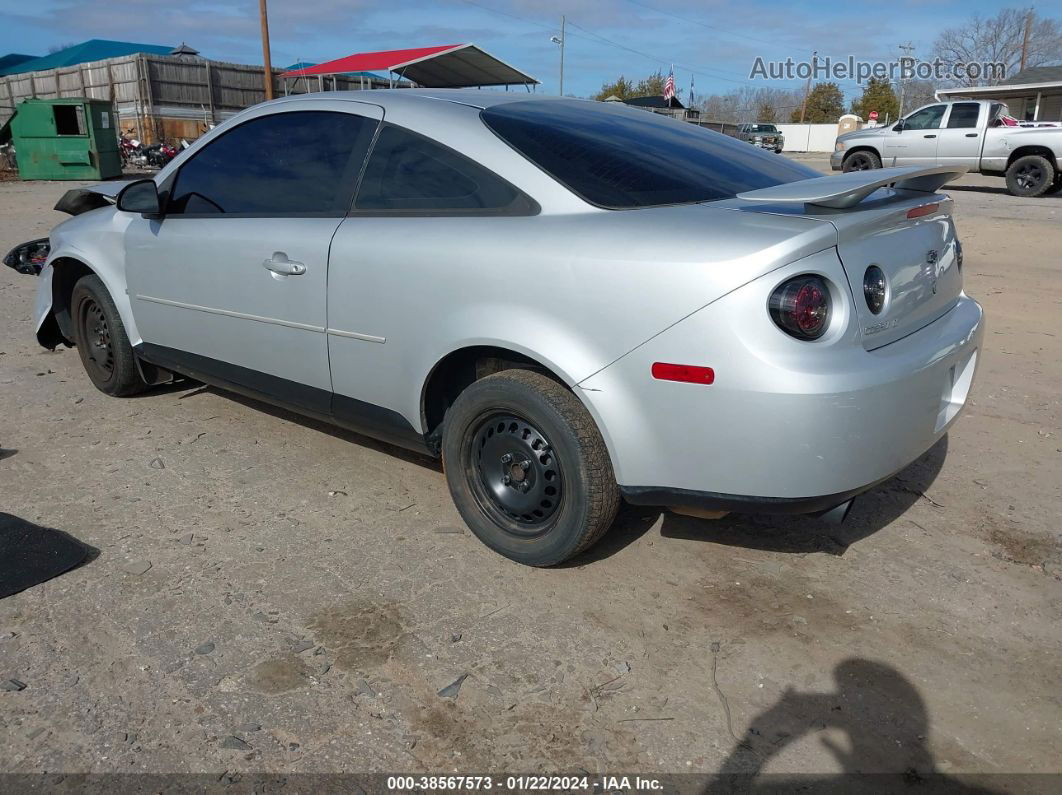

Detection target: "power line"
[620, 0, 784, 48]
[452, 0, 802, 90]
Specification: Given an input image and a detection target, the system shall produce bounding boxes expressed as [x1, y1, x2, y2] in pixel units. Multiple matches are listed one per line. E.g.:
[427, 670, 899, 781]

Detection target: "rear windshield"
[481, 100, 815, 209]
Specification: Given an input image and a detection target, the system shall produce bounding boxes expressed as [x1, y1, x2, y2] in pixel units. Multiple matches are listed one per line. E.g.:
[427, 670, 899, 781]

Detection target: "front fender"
[43, 208, 140, 348]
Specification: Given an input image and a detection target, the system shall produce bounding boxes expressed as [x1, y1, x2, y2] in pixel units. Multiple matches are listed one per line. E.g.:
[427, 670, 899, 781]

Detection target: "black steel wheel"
[71, 274, 148, 396]
[78, 297, 114, 379]
[442, 369, 619, 566]
[842, 150, 882, 172]
[467, 413, 563, 533]
[1006, 154, 1055, 197]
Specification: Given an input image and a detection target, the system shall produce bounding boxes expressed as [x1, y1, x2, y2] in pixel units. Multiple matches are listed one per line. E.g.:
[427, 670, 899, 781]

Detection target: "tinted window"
[750, 124, 778, 133]
[355, 124, 530, 213]
[168, 111, 377, 215]
[903, 105, 946, 130]
[946, 103, 980, 129]
[481, 100, 817, 209]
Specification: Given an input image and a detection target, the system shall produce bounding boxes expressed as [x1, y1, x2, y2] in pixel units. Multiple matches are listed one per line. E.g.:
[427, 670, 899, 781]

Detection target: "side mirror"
[892, 119, 905, 132]
[116, 179, 161, 217]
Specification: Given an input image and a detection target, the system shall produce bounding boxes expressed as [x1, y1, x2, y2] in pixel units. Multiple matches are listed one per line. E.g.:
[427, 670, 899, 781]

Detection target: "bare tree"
[933, 7, 1062, 86]
[699, 87, 804, 123]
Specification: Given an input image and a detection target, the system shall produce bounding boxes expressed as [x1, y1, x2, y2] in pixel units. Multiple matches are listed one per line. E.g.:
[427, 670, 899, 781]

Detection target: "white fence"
[776, 123, 839, 153]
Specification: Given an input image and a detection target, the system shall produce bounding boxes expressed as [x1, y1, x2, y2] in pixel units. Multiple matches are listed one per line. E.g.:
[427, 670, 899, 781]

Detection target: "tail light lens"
[769, 275, 831, 340]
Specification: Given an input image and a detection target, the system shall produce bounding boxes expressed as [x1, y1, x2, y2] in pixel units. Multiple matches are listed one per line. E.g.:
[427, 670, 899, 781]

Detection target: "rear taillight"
[769, 275, 831, 340]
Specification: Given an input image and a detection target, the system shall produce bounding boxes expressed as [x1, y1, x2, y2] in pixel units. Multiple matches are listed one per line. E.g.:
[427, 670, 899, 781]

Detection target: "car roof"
[265, 88, 573, 112]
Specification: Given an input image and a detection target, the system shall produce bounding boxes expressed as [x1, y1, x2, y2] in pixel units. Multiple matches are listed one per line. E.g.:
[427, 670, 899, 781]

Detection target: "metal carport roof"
[280, 44, 537, 88]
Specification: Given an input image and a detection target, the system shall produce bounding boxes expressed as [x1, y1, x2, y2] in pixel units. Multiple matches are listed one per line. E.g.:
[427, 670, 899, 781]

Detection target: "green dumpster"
[10, 98, 122, 181]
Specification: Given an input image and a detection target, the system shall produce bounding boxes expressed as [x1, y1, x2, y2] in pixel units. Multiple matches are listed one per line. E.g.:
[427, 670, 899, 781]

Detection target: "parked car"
[15, 91, 983, 566]
[736, 123, 784, 153]
[832, 99, 1062, 197]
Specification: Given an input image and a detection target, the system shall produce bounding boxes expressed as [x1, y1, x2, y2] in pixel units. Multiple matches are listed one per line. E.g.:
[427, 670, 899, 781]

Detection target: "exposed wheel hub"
[472, 414, 562, 528]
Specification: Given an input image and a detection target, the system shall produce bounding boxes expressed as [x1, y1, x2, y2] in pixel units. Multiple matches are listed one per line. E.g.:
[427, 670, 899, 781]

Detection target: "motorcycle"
[119, 135, 147, 168]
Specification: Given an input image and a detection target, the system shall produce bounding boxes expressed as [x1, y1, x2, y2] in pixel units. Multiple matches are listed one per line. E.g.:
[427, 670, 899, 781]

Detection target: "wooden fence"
[1, 54, 388, 144]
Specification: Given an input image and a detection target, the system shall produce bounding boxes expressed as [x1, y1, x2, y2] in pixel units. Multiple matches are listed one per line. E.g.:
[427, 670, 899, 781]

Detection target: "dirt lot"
[1, 158, 1059, 785]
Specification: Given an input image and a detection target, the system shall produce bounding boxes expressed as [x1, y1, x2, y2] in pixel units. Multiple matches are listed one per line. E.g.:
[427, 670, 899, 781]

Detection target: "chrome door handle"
[923, 134, 937, 138]
[262, 252, 306, 276]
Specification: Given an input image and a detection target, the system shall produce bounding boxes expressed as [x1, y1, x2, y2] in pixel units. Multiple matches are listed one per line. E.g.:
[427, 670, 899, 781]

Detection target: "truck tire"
[1044, 175, 1062, 195]
[442, 369, 619, 567]
[71, 274, 149, 397]
[1005, 154, 1056, 197]
[842, 150, 881, 172]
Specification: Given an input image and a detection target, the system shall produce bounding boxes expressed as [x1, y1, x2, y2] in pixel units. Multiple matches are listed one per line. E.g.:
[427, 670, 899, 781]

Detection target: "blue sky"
[0, 0, 1023, 101]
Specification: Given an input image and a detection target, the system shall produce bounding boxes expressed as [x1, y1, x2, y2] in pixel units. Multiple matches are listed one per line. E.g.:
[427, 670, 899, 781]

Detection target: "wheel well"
[1007, 146, 1058, 169]
[421, 346, 566, 450]
[49, 257, 95, 343]
[844, 146, 880, 161]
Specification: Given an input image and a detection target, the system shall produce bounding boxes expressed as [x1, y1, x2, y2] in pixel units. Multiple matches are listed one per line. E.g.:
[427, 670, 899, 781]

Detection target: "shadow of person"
[710, 658, 996, 793]
[656, 435, 949, 557]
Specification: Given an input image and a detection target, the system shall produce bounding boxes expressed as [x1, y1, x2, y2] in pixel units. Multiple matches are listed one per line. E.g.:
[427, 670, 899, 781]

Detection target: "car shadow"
[947, 184, 1061, 199]
[706, 656, 997, 791]
[574, 435, 949, 564]
[180, 384, 442, 472]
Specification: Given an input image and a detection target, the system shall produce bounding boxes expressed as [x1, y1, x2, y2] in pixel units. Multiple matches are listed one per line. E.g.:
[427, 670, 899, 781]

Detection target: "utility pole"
[799, 50, 816, 123]
[1020, 9, 1033, 72]
[259, 0, 274, 101]
[550, 16, 566, 96]
[897, 42, 915, 117]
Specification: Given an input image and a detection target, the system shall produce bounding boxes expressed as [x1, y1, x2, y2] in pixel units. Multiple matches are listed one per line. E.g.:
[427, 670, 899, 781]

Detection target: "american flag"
[663, 66, 675, 103]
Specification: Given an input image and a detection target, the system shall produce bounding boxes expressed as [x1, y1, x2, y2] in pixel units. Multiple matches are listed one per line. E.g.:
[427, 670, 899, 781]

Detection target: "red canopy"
[280, 44, 537, 88]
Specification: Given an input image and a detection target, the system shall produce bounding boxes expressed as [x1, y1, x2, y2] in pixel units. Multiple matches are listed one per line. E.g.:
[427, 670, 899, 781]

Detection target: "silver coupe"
[20, 90, 983, 566]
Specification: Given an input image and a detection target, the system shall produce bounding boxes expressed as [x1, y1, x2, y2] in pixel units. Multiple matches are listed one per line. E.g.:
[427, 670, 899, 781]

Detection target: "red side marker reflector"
[906, 203, 939, 219]
[651, 362, 715, 385]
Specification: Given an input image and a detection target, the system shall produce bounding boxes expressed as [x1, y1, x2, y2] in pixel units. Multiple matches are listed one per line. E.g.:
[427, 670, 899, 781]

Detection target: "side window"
[354, 124, 532, 213]
[903, 105, 946, 131]
[946, 103, 981, 129]
[167, 111, 377, 215]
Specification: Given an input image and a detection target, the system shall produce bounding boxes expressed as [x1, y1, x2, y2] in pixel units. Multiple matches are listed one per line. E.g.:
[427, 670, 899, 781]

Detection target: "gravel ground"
[0, 157, 1059, 783]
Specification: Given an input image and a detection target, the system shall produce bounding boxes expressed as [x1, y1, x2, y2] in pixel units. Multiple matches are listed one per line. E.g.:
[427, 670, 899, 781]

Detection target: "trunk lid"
[830, 197, 961, 349]
[733, 165, 965, 350]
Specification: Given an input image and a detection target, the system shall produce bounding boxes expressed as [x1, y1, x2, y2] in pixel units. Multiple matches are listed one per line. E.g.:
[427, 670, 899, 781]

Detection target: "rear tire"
[1005, 154, 1055, 197]
[442, 369, 619, 567]
[71, 274, 148, 397]
[842, 150, 882, 171]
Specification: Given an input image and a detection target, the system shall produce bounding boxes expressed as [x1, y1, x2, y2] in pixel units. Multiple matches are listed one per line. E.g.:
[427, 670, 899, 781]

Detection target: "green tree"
[593, 76, 635, 102]
[593, 71, 669, 102]
[634, 70, 667, 97]
[790, 82, 844, 123]
[850, 76, 899, 123]
[756, 100, 777, 122]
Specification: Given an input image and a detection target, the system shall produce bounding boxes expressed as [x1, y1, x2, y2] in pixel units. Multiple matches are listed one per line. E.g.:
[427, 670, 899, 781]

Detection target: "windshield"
[750, 124, 778, 133]
[481, 100, 817, 209]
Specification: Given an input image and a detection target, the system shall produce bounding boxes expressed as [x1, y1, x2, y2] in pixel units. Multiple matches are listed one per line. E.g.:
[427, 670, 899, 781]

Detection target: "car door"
[933, 102, 985, 168]
[324, 123, 539, 442]
[881, 104, 946, 166]
[125, 101, 381, 414]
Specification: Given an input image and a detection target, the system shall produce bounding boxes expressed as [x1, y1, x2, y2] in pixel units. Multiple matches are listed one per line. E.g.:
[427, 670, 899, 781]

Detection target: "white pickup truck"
[832, 99, 1062, 197]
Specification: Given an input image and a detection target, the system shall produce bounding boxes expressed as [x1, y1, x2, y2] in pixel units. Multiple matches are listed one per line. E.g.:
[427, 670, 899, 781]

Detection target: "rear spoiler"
[736, 166, 966, 210]
[54, 179, 136, 216]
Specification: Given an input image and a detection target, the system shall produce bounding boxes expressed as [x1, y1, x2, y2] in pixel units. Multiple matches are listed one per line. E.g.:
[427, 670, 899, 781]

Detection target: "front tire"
[442, 369, 619, 567]
[71, 274, 148, 397]
[842, 150, 882, 171]
[1005, 154, 1055, 197]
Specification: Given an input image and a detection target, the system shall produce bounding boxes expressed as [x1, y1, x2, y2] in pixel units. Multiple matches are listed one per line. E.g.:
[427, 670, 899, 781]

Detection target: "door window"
[903, 105, 946, 130]
[167, 111, 377, 216]
[353, 124, 534, 214]
[945, 103, 980, 129]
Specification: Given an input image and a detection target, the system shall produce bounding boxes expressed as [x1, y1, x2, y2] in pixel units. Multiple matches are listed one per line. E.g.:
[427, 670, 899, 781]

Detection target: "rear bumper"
[576, 251, 984, 512]
[621, 482, 878, 516]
